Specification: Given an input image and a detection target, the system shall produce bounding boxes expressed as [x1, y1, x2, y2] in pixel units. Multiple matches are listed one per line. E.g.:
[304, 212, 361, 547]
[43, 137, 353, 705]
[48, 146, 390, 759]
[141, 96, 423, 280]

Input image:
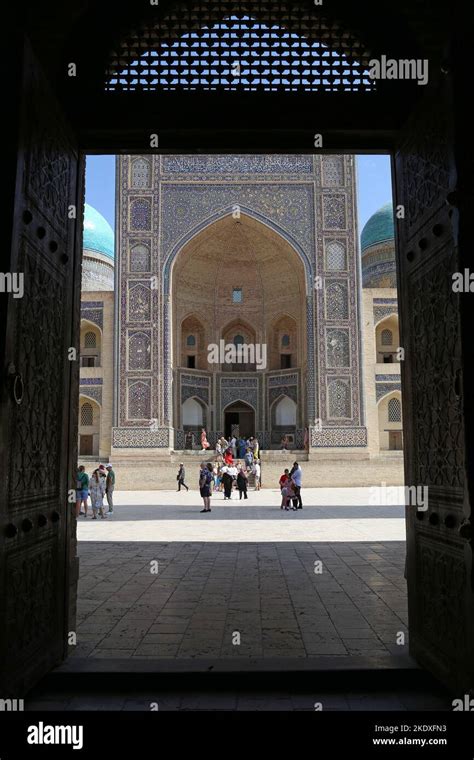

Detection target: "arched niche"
[270, 394, 298, 447]
[78, 395, 101, 456]
[181, 315, 206, 370]
[269, 314, 298, 370]
[375, 314, 400, 364]
[221, 318, 257, 372]
[378, 391, 403, 451]
[80, 319, 102, 368]
[182, 396, 206, 429]
[222, 400, 255, 440]
[274, 395, 297, 426]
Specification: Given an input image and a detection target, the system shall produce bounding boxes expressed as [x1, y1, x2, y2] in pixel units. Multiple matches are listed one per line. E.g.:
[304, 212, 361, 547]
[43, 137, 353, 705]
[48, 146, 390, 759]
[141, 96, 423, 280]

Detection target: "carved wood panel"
[395, 79, 473, 691]
[9, 239, 66, 505]
[0, 40, 81, 696]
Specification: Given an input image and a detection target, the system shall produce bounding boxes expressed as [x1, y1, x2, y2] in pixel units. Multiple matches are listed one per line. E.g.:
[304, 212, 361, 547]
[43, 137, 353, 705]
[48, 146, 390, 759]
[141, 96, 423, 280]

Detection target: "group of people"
[219, 459, 261, 500]
[75, 463, 115, 519]
[180, 429, 262, 513]
[279, 462, 303, 510]
[195, 460, 302, 514]
[200, 429, 260, 463]
[178, 457, 261, 513]
[198, 461, 259, 513]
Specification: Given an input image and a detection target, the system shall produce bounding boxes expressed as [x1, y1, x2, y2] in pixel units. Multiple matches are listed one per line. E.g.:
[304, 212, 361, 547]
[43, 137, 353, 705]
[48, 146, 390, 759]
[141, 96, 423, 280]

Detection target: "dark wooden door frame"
[2, 1, 472, 695]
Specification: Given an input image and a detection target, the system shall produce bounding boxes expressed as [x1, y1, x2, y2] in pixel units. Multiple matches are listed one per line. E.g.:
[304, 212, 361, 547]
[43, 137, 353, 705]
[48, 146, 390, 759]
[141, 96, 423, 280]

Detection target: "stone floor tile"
[74, 492, 407, 661]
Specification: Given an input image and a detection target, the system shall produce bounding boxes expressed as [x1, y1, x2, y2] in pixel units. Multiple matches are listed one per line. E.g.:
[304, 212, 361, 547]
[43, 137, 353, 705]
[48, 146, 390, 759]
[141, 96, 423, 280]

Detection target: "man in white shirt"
[290, 462, 303, 509]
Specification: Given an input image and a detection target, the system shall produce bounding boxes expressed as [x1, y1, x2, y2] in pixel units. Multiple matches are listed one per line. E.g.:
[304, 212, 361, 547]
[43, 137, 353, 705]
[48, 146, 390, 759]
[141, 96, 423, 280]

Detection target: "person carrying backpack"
[199, 462, 213, 513]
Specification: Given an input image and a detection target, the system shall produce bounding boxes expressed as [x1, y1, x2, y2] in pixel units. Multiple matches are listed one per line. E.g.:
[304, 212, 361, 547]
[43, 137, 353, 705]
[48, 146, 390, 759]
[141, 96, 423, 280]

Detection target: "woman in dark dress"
[221, 466, 233, 500]
[237, 468, 248, 500]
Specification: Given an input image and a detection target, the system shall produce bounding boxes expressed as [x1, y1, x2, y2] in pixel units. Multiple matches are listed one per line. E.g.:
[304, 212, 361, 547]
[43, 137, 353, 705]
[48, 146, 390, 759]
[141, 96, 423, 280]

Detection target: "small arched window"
[186, 335, 196, 347]
[81, 402, 93, 426]
[234, 335, 244, 346]
[84, 331, 96, 348]
[388, 398, 401, 422]
[281, 334, 290, 347]
[381, 329, 393, 346]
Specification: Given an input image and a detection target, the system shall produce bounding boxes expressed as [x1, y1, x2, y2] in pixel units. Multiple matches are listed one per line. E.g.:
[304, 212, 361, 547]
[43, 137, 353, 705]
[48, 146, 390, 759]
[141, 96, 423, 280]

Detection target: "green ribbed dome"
[361, 203, 394, 252]
[83, 203, 114, 259]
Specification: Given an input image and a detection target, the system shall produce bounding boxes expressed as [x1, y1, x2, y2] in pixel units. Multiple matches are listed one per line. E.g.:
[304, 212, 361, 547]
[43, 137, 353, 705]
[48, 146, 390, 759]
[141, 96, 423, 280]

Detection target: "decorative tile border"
[81, 306, 103, 329]
[374, 304, 399, 323]
[311, 426, 367, 447]
[112, 427, 171, 448]
[376, 383, 401, 402]
[161, 155, 313, 179]
[79, 387, 102, 405]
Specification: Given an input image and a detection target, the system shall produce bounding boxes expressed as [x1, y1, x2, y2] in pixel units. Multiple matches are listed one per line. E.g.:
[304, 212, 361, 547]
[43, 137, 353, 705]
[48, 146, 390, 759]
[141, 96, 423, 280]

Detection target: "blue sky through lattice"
[108, 16, 373, 92]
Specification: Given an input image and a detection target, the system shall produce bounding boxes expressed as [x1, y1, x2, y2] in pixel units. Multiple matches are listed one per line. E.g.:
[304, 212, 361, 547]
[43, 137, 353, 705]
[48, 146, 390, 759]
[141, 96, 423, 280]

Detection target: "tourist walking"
[244, 447, 253, 468]
[213, 465, 220, 492]
[105, 463, 115, 514]
[76, 465, 89, 517]
[238, 436, 247, 459]
[201, 428, 210, 451]
[221, 465, 234, 500]
[177, 462, 189, 491]
[230, 435, 237, 459]
[253, 459, 261, 490]
[290, 461, 303, 509]
[90, 467, 107, 519]
[253, 437, 260, 460]
[237, 467, 248, 500]
[199, 462, 213, 513]
[214, 465, 222, 492]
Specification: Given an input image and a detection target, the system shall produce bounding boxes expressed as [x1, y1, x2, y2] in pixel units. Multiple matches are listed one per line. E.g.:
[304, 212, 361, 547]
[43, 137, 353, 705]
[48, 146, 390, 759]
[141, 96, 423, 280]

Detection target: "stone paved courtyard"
[73, 488, 408, 661]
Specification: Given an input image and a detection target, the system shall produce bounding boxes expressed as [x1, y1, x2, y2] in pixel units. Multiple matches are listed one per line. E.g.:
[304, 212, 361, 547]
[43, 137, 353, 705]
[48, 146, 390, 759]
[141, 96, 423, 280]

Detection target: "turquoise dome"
[361, 203, 394, 252]
[83, 203, 114, 259]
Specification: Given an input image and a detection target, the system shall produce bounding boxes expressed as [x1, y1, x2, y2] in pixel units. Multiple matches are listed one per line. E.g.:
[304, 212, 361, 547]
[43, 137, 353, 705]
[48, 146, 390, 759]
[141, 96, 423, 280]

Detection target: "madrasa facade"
[79, 155, 404, 488]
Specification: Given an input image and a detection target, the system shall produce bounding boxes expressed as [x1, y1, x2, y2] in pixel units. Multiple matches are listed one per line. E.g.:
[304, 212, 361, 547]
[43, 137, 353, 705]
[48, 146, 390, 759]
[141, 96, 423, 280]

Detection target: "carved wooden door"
[395, 78, 473, 691]
[0, 41, 82, 696]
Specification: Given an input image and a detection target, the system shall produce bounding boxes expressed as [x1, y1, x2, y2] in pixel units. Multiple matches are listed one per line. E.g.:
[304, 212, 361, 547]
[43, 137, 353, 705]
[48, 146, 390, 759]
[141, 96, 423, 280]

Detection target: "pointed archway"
[223, 400, 256, 440]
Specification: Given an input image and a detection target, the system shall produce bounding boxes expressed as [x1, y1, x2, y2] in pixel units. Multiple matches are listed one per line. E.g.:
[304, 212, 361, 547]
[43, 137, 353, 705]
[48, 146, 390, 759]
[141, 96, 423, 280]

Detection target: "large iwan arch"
[169, 212, 308, 440]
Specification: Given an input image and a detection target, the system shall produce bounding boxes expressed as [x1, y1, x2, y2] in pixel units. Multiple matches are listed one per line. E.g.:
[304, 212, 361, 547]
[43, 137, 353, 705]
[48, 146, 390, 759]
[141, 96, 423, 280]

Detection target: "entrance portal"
[224, 401, 255, 440]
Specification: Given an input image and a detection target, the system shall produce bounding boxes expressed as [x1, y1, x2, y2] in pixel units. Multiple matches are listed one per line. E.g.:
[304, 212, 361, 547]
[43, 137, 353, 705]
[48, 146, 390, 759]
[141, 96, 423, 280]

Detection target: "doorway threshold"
[56, 654, 417, 675]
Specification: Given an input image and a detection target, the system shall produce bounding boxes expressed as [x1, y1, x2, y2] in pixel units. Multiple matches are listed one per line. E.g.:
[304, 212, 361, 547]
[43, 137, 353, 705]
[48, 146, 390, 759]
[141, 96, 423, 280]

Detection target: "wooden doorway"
[224, 402, 255, 440]
[79, 435, 93, 456]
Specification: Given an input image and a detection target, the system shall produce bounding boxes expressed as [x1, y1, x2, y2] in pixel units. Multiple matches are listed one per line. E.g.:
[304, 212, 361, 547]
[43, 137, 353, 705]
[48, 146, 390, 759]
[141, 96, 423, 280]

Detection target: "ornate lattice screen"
[105, 1, 374, 92]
